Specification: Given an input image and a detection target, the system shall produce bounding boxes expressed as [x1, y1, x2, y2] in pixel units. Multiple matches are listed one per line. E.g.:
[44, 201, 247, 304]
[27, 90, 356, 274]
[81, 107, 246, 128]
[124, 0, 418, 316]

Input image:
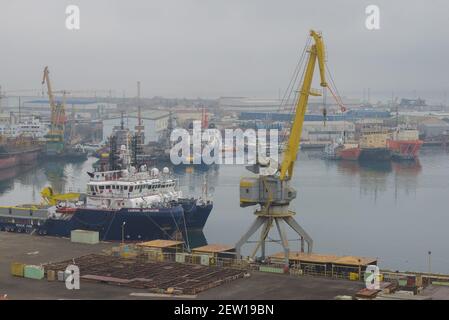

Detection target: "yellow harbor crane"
[42, 66, 66, 155]
[235, 30, 329, 266]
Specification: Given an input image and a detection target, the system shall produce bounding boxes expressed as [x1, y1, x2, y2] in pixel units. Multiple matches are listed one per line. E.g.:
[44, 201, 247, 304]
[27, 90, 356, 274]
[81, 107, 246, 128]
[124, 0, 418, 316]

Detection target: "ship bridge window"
[124, 186, 128, 190]
[106, 185, 111, 190]
[129, 186, 133, 192]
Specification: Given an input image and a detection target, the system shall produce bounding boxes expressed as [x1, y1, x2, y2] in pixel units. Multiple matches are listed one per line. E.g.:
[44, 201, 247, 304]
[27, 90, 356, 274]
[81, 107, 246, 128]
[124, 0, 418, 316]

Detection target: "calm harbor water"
[1, 147, 449, 273]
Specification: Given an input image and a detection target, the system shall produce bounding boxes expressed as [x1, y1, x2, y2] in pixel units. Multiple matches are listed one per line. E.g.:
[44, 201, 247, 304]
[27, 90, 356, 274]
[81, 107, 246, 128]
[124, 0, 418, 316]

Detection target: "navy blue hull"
[180, 199, 213, 230]
[40, 206, 185, 241]
[1, 202, 213, 242]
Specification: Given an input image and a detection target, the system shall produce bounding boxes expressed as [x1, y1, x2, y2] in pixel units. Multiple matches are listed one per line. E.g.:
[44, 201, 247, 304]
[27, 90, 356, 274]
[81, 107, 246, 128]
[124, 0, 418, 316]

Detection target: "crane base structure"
[235, 208, 313, 267]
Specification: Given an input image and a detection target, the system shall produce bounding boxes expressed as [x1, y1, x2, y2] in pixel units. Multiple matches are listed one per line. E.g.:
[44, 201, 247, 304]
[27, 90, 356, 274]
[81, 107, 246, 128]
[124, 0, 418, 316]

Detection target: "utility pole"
[137, 81, 141, 133]
[18, 96, 21, 123]
[121, 221, 126, 245]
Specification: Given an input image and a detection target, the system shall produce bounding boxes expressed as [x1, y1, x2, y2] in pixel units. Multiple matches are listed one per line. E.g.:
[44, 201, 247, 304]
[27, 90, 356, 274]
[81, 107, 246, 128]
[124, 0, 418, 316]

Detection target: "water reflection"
[175, 164, 220, 197]
[0, 164, 39, 194]
[1, 151, 448, 272]
[326, 159, 422, 202]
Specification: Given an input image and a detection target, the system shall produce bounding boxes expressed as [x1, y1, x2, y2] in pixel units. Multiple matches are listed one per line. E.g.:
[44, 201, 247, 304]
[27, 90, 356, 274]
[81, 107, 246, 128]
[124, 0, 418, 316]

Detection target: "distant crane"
[42, 66, 66, 155]
[235, 30, 330, 267]
[135, 81, 145, 146]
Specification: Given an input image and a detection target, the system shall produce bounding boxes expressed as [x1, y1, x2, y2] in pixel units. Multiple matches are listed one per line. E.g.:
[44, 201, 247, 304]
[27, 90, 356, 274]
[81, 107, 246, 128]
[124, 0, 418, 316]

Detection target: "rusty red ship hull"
[337, 145, 361, 161]
[0, 137, 42, 170]
[0, 148, 41, 169]
[387, 139, 423, 160]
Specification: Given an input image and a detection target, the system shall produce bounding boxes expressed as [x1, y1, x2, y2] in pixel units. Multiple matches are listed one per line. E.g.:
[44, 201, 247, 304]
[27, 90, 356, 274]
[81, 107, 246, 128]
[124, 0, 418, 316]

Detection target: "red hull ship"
[337, 144, 361, 161]
[0, 137, 42, 170]
[324, 142, 361, 161]
[387, 129, 423, 160]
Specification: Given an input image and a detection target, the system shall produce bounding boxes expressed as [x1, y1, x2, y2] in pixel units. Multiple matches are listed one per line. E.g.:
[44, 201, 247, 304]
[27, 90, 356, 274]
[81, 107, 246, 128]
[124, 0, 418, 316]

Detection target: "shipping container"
[24, 265, 44, 280]
[175, 253, 186, 263]
[11, 262, 25, 277]
[70, 230, 99, 244]
[121, 252, 138, 259]
[398, 279, 408, 287]
[57, 271, 65, 281]
[10, 262, 25, 277]
[47, 270, 56, 281]
[259, 266, 284, 274]
[349, 272, 359, 281]
[200, 255, 210, 266]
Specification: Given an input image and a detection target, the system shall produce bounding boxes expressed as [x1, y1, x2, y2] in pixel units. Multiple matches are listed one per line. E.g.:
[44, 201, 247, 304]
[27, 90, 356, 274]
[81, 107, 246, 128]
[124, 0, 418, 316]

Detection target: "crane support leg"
[284, 216, 313, 253]
[275, 219, 290, 267]
[250, 218, 272, 260]
[235, 216, 265, 260]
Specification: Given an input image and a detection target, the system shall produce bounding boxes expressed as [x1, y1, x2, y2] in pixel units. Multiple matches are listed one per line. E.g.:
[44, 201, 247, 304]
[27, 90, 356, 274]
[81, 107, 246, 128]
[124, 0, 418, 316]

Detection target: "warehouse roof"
[193, 244, 235, 253]
[129, 110, 169, 120]
[137, 240, 184, 248]
[270, 252, 339, 264]
[270, 252, 377, 266]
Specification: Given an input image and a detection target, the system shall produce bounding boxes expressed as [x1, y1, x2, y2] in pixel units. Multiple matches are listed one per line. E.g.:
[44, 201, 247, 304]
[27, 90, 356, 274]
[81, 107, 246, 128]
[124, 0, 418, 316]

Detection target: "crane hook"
[322, 108, 327, 127]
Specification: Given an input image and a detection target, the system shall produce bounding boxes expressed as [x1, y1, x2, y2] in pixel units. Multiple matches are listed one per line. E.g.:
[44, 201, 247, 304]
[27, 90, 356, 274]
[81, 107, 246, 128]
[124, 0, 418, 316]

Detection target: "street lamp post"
[122, 222, 126, 245]
[428, 251, 432, 274]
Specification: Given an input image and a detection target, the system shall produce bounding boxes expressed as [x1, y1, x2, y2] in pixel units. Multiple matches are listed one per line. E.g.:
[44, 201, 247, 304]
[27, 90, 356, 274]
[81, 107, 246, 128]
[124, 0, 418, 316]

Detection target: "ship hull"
[0, 147, 41, 170]
[0, 202, 213, 242]
[387, 139, 423, 160]
[40, 206, 184, 241]
[324, 144, 360, 161]
[179, 199, 213, 230]
[337, 146, 361, 161]
[359, 148, 391, 161]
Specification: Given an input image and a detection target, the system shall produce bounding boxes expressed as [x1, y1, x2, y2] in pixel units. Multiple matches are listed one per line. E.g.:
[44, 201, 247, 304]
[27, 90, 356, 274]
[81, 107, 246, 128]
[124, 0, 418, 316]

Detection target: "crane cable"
[277, 37, 311, 147]
[325, 63, 347, 112]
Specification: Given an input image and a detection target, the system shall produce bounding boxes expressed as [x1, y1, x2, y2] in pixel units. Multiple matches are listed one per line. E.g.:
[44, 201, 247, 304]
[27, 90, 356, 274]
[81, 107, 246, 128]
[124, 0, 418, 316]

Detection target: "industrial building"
[302, 121, 355, 141]
[418, 118, 449, 138]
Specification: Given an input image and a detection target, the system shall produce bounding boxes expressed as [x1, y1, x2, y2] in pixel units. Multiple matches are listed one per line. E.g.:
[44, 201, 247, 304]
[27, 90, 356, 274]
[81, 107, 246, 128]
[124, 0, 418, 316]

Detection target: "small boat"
[387, 128, 423, 161]
[324, 139, 360, 161]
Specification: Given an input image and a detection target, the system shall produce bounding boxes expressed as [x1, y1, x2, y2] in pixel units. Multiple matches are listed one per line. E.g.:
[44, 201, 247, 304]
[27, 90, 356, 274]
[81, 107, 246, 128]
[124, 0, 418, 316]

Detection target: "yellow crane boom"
[42, 66, 56, 109]
[279, 30, 328, 181]
[41, 187, 81, 206]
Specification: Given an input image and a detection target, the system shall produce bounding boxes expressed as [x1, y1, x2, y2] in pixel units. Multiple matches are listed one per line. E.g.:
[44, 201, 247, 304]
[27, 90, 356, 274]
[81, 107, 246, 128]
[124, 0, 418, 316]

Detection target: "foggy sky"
[1, 0, 449, 101]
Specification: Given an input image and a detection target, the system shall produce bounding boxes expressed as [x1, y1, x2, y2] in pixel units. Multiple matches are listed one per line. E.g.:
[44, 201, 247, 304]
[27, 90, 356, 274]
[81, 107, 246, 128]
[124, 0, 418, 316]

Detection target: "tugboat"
[387, 128, 423, 161]
[324, 137, 361, 161]
[0, 142, 213, 241]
